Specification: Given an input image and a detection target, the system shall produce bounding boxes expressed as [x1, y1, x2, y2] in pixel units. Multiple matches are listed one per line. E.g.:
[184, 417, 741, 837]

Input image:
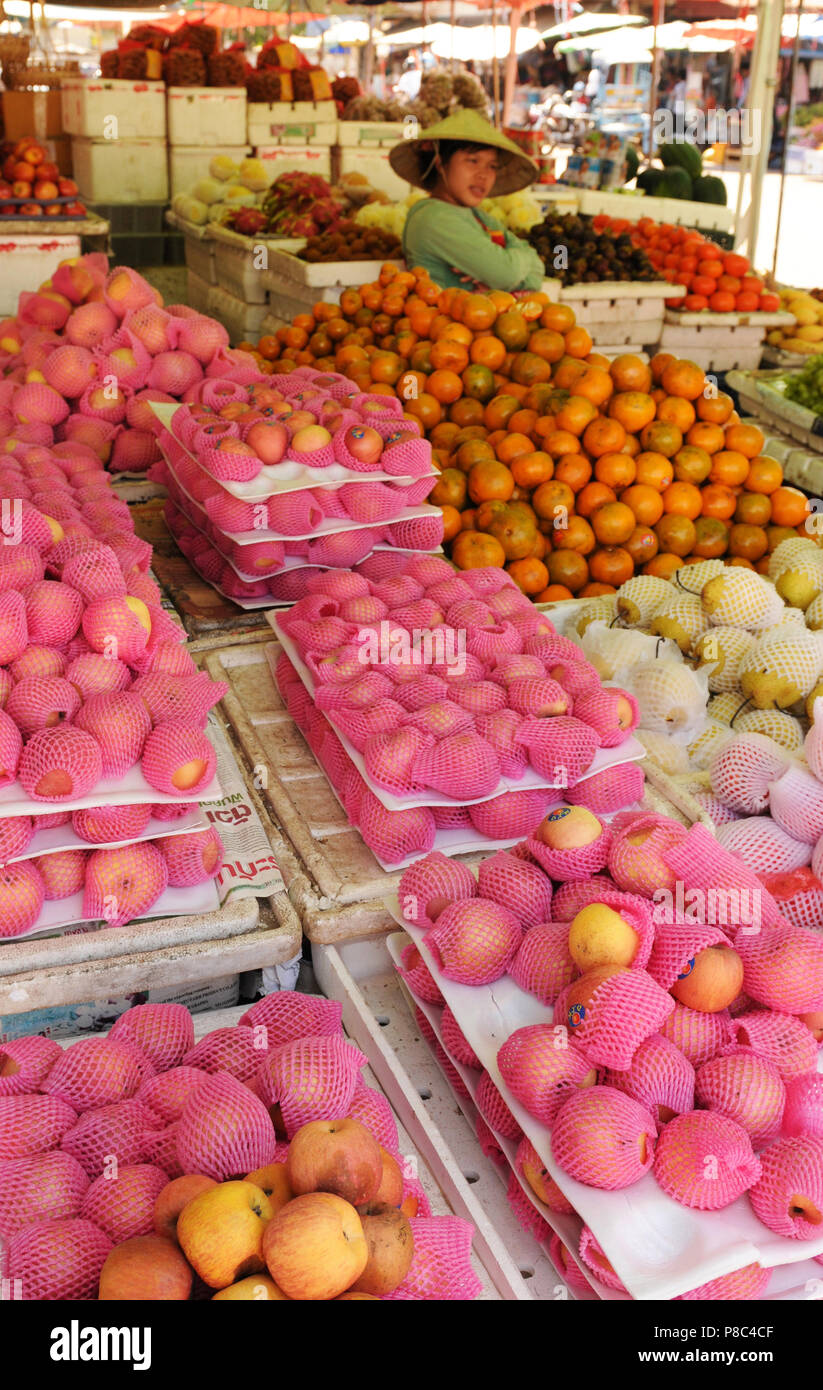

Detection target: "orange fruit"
[462, 294, 497, 331]
[506, 556, 549, 596]
[686, 421, 725, 455]
[692, 516, 730, 558]
[663, 481, 703, 519]
[467, 460, 515, 505]
[553, 514, 596, 555]
[640, 420, 683, 458]
[541, 429, 583, 459]
[404, 393, 441, 430]
[672, 445, 712, 485]
[552, 357, 589, 393]
[484, 395, 521, 431]
[531, 479, 575, 521]
[564, 326, 594, 359]
[735, 491, 772, 526]
[511, 451, 554, 489]
[511, 351, 553, 387]
[495, 309, 530, 350]
[595, 451, 636, 490]
[661, 359, 706, 400]
[489, 290, 516, 313]
[725, 422, 764, 458]
[650, 352, 677, 384]
[474, 499, 508, 531]
[770, 486, 809, 527]
[591, 501, 635, 546]
[495, 433, 534, 466]
[555, 395, 599, 437]
[729, 557, 756, 570]
[634, 452, 674, 491]
[588, 545, 634, 587]
[554, 453, 592, 492]
[470, 335, 506, 371]
[370, 351, 404, 384]
[579, 581, 618, 596]
[537, 584, 575, 601]
[574, 366, 614, 407]
[576, 481, 617, 518]
[656, 395, 696, 432]
[621, 483, 664, 526]
[441, 504, 462, 541]
[643, 552, 682, 578]
[487, 507, 539, 561]
[451, 530, 506, 569]
[609, 391, 656, 433]
[540, 302, 576, 334]
[449, 397, 485, 428]
[609, 353, 652, 393]
[696, 391, 734, 424]
[430, 339, 469, 374]
[582, 416, 627, 459]
[746, 455, 783, 495]
[431, 421, 462, 452]
[460, 364, 496, 402]
[508, 407, 539, 437]
[527, 328, 566, 363]
[728, 522, 768, 561]
[699, 483, 737, 520]
[547, 550, 589, 593]
[430, 468, 467, 509]
[767, 524, 798, 552]
[710, 450, 749, 487]
[625, 524, 659, 566]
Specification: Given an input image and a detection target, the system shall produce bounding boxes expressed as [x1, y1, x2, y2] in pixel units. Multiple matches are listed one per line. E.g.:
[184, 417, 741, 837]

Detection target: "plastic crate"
[168, 144, 251, 200]
[207, 282, 269, 345]
[166, 86, 247, 146]
[0, 232, 81, 316]
[71, 136, 168, 203]
[248, 100, 337, 147]
[61, 76, 166, 140]
[255, 142, 332, 184]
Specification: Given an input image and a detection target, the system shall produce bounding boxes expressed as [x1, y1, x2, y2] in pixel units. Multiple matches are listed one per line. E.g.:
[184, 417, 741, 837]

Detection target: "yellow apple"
[244, 1162, 293, 1215]
[177, 1181, 273, 1290]
[536, 805, 602, 850]
[568, 904, 639, 971]
[212, 1275, 289, 1300]
[153, 1174, 217, 1244]
[670, 945, 744, 1013]
[124, 595, 151, 633]
[287, 1118, 383, 1208]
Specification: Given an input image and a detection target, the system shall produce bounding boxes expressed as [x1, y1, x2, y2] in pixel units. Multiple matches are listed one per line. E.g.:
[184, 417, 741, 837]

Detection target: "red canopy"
[151, 5, 326, 30]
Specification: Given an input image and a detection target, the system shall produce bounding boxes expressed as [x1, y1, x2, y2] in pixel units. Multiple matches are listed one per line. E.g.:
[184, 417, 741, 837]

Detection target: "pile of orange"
[242, 263, 807, 601]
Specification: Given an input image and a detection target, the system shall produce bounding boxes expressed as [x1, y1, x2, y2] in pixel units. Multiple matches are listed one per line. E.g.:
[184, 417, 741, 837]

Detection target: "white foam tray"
[387, 898, 823, 1301]
[12, 875, 220, 945]
[270, 616, 646, 811]
[8, 808, 207, 866]
[152, 402, 436, 500]
[0, 763, 221, 821]
[160, 438, 437, 545]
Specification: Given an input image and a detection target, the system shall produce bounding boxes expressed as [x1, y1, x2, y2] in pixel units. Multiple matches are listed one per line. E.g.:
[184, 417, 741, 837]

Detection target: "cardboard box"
[2, 89, 64, 141]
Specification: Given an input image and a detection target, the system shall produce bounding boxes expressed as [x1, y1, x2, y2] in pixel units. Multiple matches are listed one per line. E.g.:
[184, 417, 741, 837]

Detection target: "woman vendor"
[389, 108, 545, 293]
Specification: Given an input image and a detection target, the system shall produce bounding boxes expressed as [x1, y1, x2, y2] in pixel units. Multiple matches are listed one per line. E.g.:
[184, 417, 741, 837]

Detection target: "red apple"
[0, 182, 12, 199]
[58, 177, 78, 197]
[99, 1233, 192, 1301]
[34, 181, 58, 200]
[670, 945, 744, 1013]
[153, 1173, 217, 1243]
[19, 203, 41, 216]
[344, 425, 382, 465]
[2, 157, 17, 181]
[22, 144, 45, 166]
[245, 421, 288, 466]
[287, 1118, 383, 1208]
[12, 180, 32, 198]
[34, 162, 58, 181]
[44, 204, 62, 217]
[263, 1192, 368, 1300]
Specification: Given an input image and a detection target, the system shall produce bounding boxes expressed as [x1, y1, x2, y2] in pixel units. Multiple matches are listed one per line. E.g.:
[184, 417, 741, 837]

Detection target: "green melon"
[660, 140, 703, 182]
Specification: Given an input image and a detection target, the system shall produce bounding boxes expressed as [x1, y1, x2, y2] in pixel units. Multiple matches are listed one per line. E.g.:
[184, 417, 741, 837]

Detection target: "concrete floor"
[141, 265, 188, 305]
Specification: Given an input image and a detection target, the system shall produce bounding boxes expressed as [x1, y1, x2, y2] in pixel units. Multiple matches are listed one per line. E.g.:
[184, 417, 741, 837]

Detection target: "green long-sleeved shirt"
[402, 199, 546, 293]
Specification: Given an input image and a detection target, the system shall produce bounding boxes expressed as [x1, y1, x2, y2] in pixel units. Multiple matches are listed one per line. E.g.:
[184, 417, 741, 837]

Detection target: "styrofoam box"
[263, 244, 403, 290]
[207, 282, 269, 344]
[166, 86, 247, 146]
[336, 119, 406, 150]
[577, 185, 735, 232]
[71, 136, 168, 203]
[0, 233, 80, 317]
[168, 144, 251, 200]
[337, 146, 410, 202]
[186, 267, 212, 315]
[210, 224, 303, 305]
[248, 100, 337, 147]
[255, 143, 332, 183]
[61, 77, 166, 140]
[183, 231, 216, 284]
